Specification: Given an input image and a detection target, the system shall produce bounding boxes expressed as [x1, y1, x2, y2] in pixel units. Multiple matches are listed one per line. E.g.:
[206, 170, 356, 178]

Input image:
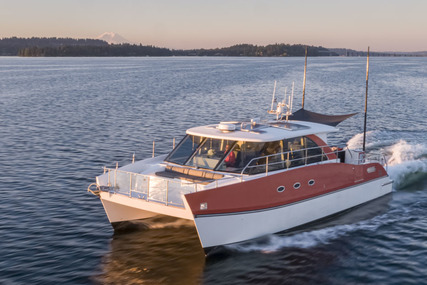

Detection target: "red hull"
[185, 162, 388, 216]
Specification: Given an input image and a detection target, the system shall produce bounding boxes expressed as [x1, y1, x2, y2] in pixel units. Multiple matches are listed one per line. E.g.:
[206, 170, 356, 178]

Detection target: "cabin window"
[286, 136, 327, 167]
[239, 136, 328, 174]
[185, 138, 237, 170]
[305, 137, 327, 164]
[165, 135, 204, 165]
[166, 135, 328, 174]
[217, 141, 264, 172]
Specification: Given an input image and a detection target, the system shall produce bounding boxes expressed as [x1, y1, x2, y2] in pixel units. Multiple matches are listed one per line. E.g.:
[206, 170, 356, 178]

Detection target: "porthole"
[277, 185, 285, 192]
[308, 179, 315, 186]
[293, 182, 301, 189]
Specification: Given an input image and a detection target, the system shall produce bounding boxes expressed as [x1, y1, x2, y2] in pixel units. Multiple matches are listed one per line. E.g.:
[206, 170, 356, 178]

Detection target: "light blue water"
[0, 56, 426, 284]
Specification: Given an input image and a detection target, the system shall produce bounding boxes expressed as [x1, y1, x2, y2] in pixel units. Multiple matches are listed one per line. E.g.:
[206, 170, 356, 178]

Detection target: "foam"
[226, 212, 400, 253]
[386, 140, 427, 189]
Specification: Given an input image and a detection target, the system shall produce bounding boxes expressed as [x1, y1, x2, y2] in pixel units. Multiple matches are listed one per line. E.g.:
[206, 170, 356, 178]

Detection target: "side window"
[216, 141, 243, 172]
[239, 141, 265, 173]
[287, 137, 305, 167]
[286, 136, 326, 167]
[305, 136, 327, 164]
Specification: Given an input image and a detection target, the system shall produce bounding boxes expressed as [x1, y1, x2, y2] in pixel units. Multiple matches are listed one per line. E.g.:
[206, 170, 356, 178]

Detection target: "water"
[0, 56, 426, 284]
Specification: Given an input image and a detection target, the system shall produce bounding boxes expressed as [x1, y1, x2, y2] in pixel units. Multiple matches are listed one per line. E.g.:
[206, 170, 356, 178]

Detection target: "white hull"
[100, 191, 194, 223]
[191, 176, 393, 249]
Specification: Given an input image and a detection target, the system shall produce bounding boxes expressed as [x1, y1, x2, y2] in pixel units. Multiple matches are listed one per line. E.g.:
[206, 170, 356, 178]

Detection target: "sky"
[1, 0, 426, 52]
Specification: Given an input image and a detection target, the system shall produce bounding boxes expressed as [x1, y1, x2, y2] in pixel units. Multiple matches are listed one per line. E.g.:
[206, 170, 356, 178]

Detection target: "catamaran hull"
[99, 191, 194, 223]
[191, 176, 392, 249]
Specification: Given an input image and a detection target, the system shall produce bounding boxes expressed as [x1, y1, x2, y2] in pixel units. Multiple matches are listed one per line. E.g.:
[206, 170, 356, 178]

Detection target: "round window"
[293, 182, 301, 189]
[277, 185, 285, 192]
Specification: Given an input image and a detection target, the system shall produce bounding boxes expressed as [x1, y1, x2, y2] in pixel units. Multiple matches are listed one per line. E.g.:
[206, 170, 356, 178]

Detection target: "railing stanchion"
[166, 181, 169, 206]
[147, 177, 150, 201]
[266, 156, 269, 176]
[114, 169, 117, 189]
[129, 174, 132, 197]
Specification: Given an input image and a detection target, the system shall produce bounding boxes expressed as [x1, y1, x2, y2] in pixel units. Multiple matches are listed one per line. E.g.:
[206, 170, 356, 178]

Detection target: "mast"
[362, 47, 370, 152]
[302, 47, 308, 109]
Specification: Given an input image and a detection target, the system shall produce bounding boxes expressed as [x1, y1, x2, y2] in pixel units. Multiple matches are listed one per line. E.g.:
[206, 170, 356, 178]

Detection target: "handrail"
[240, 145, 339, 175]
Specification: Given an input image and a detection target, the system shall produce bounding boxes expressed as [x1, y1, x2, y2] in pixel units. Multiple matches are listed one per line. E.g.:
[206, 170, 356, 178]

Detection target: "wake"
[226, 131, 427, 253]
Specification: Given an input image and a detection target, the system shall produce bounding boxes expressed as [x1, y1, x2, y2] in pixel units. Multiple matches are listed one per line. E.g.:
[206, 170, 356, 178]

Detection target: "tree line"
[0, 37, 107, 56]
[1, 37, 337, 57]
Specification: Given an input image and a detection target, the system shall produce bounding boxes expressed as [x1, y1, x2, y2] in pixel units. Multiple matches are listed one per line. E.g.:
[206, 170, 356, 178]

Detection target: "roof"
[186, 120, 338, 142]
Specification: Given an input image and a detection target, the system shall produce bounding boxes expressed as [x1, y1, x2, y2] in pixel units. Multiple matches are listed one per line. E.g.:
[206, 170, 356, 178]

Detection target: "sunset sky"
[1, 0, 426, 51]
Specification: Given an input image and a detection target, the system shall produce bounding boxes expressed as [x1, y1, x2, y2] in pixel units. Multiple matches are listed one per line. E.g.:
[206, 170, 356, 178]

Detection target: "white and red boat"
[89, 57, 393, 253]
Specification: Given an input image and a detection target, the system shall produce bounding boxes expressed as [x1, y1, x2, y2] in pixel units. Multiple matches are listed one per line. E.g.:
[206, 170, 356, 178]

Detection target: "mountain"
[96, 32, 130, 45]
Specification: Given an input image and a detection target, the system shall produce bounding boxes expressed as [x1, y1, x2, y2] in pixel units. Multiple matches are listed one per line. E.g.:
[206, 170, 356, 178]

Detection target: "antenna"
[284, 87, 287, 104]
[362, 47, 370, 152]
[267, 81, 295, 121]
[284, 84, 295, 122]
[290, 82, 294, 114]
[302, 47, 308, 109]
[270, 80, 277, 112]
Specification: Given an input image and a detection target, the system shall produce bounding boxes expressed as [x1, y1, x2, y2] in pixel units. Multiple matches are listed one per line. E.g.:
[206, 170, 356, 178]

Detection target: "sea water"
[0, 56, 426, 284]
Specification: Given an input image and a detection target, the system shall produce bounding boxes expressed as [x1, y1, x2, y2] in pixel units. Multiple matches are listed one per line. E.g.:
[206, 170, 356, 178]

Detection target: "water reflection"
[93, 217, 205, 285]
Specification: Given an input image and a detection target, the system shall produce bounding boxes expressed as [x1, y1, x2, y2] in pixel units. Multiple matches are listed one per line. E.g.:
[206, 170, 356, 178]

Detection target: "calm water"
[0, 56, 426, 284]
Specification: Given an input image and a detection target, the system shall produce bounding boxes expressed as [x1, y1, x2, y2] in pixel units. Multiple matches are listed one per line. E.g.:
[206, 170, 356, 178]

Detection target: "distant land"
[0, 37, 426, 57]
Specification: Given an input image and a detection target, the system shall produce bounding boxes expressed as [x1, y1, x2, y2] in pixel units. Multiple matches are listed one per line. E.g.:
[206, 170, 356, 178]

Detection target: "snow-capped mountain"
[97, 32, 130, 44]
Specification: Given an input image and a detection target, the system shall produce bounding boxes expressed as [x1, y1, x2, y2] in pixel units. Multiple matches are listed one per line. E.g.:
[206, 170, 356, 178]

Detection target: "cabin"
[157, 120, 339, 182]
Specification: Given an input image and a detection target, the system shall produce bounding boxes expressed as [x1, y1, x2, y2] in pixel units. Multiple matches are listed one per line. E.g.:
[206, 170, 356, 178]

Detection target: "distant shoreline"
[1, 37, 426, 57]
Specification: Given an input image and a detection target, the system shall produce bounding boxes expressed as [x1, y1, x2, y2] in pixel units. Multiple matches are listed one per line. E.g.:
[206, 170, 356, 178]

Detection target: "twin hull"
[99, 162, 392, 249]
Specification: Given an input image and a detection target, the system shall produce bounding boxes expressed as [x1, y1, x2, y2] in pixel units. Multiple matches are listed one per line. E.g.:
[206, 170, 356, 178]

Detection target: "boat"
[88, 53, 393, 253]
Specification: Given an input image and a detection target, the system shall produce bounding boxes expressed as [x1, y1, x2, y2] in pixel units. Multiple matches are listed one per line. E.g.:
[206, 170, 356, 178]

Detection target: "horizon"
[1, 0, 426, 52]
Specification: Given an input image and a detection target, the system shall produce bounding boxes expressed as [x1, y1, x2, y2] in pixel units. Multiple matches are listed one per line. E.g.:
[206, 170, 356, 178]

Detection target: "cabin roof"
[186, 120, 338, 142]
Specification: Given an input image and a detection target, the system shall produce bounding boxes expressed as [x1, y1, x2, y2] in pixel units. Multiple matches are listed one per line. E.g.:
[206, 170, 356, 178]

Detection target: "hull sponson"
[100, 192, 194, 223]
[185, 162, 388, 216]
[191, 176, 392, 248]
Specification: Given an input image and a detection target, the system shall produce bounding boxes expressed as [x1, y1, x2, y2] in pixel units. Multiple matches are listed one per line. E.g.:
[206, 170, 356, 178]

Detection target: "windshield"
[185, 138, 236, 169]
[165, 135, 237, 170]
[165, 135, 204, 165]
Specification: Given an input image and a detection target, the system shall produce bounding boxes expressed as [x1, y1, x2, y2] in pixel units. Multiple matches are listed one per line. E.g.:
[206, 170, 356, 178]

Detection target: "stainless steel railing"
[240, 145, 338, 175]
[102, 168, 198, 207]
